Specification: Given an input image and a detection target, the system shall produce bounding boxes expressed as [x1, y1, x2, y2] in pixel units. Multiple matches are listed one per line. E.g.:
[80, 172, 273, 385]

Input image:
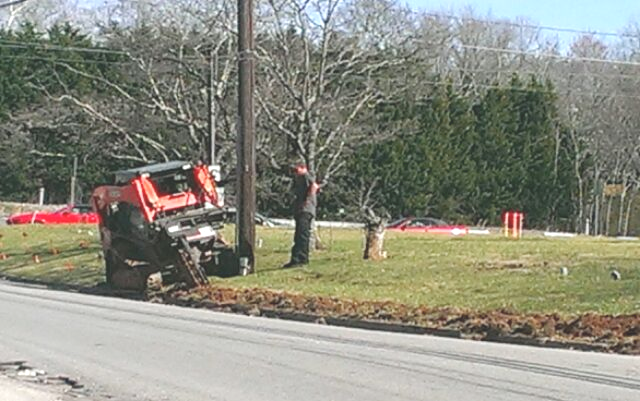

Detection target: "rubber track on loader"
[176, 238, 209, 288]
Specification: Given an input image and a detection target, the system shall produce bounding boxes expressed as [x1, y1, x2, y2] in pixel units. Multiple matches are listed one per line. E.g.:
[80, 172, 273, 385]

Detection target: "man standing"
[283, 163, 318, 268]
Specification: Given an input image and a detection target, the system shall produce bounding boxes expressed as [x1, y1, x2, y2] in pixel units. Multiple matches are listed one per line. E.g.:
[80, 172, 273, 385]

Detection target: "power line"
[423, 10, 639, 40]
[0, 54, 131, 65]
[0, 0, 29, 9]
[0, 40, 236, 61]
[0, 18, 636, 68]
[443, 65, 640, 81]
[3, 53, 640, 99]
[0, 50, 239, 72]
[2, 46, 639, 94]
[3, 36, 638, 71]
[3, 52, 640, 87]
[420, 78, 640, 100]
[0, 40, 129, 56]
[0, 14, 638, 94]
[457, 44, 640, 67]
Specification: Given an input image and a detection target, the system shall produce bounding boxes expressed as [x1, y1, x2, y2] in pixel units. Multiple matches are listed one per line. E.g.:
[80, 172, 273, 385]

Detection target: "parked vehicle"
[386, 217, 469, 236]
[222, 207, 277, 227]
[6, 204, 99, 225]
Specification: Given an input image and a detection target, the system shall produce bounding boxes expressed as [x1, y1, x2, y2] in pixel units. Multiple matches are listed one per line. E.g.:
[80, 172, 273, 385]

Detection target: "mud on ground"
[161, 285, 640, 355]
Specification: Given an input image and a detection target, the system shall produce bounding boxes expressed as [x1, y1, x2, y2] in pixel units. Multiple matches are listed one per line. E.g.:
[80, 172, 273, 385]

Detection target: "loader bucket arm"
[193, 165, 220, 207]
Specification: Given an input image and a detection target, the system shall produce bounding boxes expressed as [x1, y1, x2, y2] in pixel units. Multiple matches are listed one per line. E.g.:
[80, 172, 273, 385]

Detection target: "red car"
[386, 217, 469, 236]
[6, 204, 99, 225]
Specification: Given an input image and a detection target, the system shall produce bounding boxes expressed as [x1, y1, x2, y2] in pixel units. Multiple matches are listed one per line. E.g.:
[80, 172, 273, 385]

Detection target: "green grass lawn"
[0, 225, 104, 287]
[1, 224, 639, 315]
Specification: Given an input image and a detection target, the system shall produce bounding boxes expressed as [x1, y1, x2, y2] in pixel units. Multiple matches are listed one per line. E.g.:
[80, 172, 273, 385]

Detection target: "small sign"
[604, 184, 624, 196]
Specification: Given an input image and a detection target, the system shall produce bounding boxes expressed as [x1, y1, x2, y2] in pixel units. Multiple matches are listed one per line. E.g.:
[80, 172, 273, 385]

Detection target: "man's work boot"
[282, 261, 307, 269]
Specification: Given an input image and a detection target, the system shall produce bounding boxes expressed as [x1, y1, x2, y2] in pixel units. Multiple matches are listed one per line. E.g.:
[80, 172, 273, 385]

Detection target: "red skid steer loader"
[91, 161, 238, 292]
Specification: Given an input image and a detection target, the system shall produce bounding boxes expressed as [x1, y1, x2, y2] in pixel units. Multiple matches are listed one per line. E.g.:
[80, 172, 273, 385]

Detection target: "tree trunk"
[593, 170, 600, 236]
[574, 152, 585, 233]
[617, 181, 628, 235]
[600, 188, 607, 236]
[605, 194, 613, 236]
[310, 219, 325, 251]
[624, 190, 635, 236]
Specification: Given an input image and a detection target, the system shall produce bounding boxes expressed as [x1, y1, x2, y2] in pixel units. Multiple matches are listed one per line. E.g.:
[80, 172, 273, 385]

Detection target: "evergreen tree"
[0, 23, 125, 202]
[342, 76, 577, 228]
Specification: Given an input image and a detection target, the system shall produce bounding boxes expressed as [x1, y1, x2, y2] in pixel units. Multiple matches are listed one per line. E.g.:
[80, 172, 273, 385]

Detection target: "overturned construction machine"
[91, 161, 238, 292]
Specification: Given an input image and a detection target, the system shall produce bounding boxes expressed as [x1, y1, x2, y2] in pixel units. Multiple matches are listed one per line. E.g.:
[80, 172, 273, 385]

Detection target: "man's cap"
[291, 163, 308, 175]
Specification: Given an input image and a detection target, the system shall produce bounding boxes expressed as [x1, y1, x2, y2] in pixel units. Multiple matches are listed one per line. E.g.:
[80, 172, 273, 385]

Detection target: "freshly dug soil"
[163, 285, 640, 355]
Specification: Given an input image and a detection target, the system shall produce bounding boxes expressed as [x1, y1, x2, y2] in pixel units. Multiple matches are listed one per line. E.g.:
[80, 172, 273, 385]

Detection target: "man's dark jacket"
[293, 171, 316, 218]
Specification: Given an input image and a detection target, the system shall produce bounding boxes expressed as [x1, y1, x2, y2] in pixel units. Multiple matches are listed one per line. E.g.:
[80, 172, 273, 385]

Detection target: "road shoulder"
[0, 375, 62, 401]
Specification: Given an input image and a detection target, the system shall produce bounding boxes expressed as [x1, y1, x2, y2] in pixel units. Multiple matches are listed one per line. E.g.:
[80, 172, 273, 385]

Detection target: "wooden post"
[69, 155, 78, 204]
[209, 50, 218, 165]
[236, 0, 256, 274]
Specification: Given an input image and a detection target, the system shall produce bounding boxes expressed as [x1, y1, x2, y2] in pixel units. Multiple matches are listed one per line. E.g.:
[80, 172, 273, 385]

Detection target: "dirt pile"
[163, 286, 640, 355]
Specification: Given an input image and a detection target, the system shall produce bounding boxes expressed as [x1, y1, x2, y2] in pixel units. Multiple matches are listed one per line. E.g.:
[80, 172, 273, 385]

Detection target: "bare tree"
[0, 0, 86, 30]
[255, 0, 419, 185]
[35, 0, 241, 167]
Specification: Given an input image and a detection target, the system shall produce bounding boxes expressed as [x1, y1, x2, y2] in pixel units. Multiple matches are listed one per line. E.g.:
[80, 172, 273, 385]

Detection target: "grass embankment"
[0, 224, 639, 315]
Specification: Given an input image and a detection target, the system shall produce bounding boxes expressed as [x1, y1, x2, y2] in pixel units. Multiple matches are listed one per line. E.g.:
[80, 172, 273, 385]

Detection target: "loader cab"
[114, 161, 193, 188]
[114, 161, 218, 196]
[107, 161, 221, 223]
[155, 171, 191, 195]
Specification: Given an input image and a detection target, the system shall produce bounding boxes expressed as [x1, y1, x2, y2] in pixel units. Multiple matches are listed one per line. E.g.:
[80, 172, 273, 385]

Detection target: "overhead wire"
[2, 53, 640, 99]
[0, 40, 130, 56]
[421, 10, 640, 40]
[440, 65, 640, 81]
[0, 41, 238, 63]
[0, 53, 132, 65]
[456, 44, 640, 68]
[0, 10, 638, 67]
[0, 0, 29, 8]
[0, 7, 638, 64]
[2, 39, 640, 76]
[0, 9, 638, 100]
[415, 78, 640, 100]
[1, 45, 633, 76]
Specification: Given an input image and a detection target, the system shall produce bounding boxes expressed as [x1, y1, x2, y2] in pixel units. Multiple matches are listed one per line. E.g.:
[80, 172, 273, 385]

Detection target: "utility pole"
[208, 49, 218, 165]
[236, 0, 256, 275]
[69, 155, 78, 204]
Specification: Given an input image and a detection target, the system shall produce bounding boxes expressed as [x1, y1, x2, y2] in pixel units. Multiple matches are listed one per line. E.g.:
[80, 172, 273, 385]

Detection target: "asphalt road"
[0, 376, 61, 401]
[0, 281, 638, 401]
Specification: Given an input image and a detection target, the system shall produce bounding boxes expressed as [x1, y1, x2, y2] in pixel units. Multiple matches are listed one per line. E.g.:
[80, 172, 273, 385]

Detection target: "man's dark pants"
[290, 212, 313, 264]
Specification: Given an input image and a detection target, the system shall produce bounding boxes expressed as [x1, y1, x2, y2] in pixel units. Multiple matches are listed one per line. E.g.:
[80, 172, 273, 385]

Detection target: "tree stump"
[362, 209, 386, 260]
[310, 219, 326, 251]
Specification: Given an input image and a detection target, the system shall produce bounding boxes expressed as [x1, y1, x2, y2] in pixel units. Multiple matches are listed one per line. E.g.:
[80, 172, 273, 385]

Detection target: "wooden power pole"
[236, 0, 256, 275]
[69, 155, 78, 204]
[208, 50, 218, 165]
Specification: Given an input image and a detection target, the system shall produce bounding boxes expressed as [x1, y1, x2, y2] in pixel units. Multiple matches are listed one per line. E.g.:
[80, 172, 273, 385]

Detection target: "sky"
[406, 0, 640, 37]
